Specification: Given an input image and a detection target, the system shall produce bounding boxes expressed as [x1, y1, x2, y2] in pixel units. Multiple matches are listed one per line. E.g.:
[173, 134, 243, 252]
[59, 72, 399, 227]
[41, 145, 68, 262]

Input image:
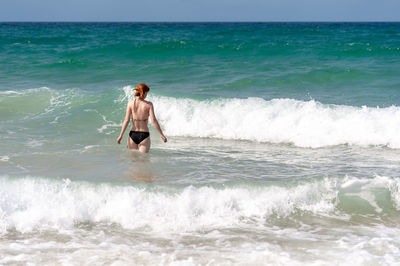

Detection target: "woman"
[117, 83, 167, 153]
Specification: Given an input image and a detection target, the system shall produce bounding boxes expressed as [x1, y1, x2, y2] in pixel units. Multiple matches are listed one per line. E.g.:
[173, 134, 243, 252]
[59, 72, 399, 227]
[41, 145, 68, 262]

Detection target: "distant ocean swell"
[0, 175, 399, 233]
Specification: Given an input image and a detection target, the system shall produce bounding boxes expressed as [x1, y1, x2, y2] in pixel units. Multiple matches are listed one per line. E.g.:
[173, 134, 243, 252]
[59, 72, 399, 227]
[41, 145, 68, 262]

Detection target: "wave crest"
[150, 96, 400, 148]
[1, 175, 399, 233]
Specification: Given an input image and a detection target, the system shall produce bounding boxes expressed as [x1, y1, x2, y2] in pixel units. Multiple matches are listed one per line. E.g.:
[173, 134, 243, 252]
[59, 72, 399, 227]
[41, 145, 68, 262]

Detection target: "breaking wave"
[1, 175, 399, 233]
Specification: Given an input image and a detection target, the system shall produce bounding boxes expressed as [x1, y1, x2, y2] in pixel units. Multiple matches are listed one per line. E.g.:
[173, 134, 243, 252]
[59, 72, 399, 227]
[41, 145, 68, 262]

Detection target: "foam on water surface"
[1, 175, 399, 234]
[1, 175, 400, 265]
[153, 96, 400, 148]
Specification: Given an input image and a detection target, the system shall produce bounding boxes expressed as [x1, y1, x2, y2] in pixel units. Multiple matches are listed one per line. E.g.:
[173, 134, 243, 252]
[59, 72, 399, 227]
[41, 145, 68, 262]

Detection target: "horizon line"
[1, 20, 400, 23]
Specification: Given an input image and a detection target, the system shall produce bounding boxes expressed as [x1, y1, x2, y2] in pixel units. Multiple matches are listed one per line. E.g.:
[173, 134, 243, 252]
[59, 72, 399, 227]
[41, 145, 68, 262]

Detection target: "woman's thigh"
[139, 137, 151, 153]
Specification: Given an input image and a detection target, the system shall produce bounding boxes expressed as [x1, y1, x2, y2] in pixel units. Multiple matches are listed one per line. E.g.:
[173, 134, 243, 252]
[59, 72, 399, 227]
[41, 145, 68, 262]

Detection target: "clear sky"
[1, 0, 400, 22]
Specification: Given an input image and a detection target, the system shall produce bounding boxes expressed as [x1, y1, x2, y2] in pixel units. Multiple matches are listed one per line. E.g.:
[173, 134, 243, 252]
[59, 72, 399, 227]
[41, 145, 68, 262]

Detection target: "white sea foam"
[1, 229, 399, 266]
[82, 145, 100, 152]
[0, 175, 399, 234]
[0, 176, 334, 233]
[0, 87, 51, 96]
[0, 156, 10, 162]
[121, 85, 136, 102]
[146, 95, 400, 148]
[0, 90, 21, 95]
[25, 139, 44, 148]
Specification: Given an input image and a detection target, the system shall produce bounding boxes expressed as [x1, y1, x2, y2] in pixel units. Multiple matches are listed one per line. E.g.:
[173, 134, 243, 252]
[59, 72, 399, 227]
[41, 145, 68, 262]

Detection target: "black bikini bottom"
[129, 131, 150, 145]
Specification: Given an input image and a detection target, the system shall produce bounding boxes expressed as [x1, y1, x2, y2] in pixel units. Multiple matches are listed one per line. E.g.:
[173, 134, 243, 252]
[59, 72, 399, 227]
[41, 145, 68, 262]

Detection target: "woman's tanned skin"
[117, 84, 167, 153]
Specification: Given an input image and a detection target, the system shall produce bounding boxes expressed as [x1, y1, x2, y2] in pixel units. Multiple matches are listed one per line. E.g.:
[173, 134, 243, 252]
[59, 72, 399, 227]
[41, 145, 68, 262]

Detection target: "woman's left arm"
[117, 102, 131, 144]
[149, 102, 167, 143]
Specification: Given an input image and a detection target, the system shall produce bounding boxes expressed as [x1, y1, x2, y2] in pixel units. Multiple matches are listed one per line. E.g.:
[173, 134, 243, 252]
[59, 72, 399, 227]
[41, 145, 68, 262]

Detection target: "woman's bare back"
[130, 98, 151, 132]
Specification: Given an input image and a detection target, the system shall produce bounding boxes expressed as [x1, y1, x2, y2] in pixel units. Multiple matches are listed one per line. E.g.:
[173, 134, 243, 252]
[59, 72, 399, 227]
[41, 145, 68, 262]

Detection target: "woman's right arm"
[117, 102, 131, 144]
[149, 103, 167, 143]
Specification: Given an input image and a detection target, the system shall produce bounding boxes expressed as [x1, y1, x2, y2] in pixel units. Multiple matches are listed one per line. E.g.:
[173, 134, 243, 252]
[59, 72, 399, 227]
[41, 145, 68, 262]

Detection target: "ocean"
[1, 22, 400, 265]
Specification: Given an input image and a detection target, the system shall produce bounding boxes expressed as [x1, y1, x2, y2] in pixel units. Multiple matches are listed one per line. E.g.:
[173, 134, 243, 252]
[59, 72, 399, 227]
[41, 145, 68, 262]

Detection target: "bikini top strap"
[133, 97, 137, 114]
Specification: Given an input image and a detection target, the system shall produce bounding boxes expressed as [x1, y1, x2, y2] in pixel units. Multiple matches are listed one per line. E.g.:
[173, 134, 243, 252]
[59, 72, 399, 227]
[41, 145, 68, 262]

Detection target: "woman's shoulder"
[144, 100, 153, 106]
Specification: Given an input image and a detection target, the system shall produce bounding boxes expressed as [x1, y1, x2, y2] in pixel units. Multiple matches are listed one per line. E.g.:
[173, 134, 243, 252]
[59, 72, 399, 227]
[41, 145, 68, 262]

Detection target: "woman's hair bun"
[134, 83, 150, 99]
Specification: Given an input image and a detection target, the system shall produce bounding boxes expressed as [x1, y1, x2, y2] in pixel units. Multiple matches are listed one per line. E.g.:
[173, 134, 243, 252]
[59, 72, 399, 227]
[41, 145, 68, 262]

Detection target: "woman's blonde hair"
[134, 83, 150, 99]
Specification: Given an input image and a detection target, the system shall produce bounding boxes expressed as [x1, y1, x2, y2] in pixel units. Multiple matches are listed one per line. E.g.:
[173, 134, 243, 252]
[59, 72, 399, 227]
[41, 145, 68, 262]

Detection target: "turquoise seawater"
[1, 23, 400, 265]
[2, 22, 400, 105]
